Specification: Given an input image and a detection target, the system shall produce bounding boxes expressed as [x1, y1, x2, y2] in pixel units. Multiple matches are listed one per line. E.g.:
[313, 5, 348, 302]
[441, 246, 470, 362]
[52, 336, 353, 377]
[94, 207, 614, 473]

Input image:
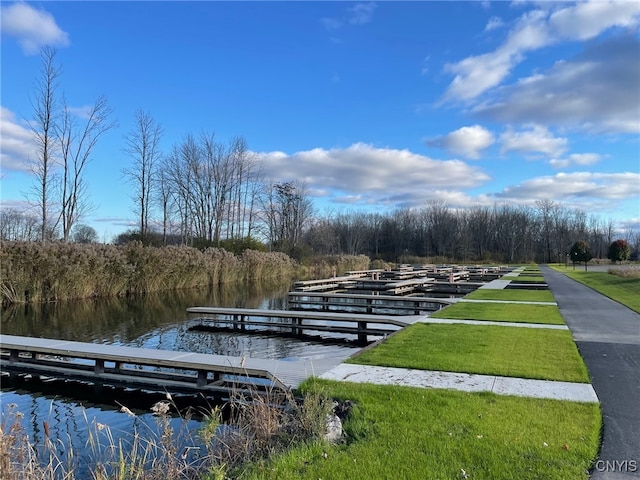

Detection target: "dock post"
[292, 317, 302, 336]
[95, 359, 105, 375]
[197, 370, 208, 387]
[9, 349, 18, 363]
[357, 321, 367, 344]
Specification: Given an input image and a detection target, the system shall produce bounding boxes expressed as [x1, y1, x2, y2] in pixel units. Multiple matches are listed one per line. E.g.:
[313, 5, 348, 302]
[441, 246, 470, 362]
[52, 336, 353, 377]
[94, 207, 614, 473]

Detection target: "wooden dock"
[186, 307, 410, 344]
[287, 292, 454, 314]
[0, 334, 338, 395]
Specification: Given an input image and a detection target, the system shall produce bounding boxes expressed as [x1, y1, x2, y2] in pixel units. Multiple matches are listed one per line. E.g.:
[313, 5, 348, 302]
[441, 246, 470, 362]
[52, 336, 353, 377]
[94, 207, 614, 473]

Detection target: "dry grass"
[296, 254, 370, 278]
[0, 384, 334, 480]
[609, 265, 640, 279]
[1, 241, 374, 305]
[0, 242, 299, 305]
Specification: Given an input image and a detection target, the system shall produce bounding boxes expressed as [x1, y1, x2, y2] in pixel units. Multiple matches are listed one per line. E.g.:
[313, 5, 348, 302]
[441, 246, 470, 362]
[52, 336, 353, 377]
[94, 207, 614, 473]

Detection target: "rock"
[325, 413, 342, 443]
[333, 399, 353, 420]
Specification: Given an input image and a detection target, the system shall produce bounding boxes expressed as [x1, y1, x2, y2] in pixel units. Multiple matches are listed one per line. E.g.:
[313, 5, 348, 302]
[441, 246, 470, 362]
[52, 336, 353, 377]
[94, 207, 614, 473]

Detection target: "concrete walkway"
[458, 298, 557, 305]
[410, 316, 569, 330]
[320, 363, 598, 402]
[541, 266, 640, 480]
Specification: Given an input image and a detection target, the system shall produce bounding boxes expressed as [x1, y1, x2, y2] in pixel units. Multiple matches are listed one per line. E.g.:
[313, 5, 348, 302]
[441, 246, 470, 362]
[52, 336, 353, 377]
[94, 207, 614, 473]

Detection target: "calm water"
[0, 280, 360, 475]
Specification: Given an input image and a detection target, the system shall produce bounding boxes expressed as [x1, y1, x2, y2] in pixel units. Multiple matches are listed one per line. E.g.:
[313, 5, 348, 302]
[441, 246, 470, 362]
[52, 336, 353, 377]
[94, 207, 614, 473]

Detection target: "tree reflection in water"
[1, 279, 360, 476]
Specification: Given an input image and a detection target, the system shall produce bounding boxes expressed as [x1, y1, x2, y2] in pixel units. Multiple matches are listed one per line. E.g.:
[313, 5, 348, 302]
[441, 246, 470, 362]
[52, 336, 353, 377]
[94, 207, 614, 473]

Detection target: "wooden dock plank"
[0, 334, 340, 392]
[185, 307, 410, 327]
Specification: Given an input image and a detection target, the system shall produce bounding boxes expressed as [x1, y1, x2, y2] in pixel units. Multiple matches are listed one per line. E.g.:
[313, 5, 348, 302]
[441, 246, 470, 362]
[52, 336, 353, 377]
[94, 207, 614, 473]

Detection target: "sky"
[1, 0, 639, 242]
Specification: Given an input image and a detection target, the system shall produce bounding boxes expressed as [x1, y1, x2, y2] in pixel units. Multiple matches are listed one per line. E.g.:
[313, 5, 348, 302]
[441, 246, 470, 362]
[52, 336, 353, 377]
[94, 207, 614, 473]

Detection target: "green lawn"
[550, 267, 640, 313]
[347, 323, 589, 382]
[466, 289, 555, 302]
[242, 381, 601, 480]
[431, 301, 566, 325]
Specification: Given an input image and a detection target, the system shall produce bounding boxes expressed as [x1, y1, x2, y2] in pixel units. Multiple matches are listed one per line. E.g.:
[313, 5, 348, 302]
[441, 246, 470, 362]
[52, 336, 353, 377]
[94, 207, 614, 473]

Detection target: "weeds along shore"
[0, 241, 370, 305]
[0, 385, 338, 480]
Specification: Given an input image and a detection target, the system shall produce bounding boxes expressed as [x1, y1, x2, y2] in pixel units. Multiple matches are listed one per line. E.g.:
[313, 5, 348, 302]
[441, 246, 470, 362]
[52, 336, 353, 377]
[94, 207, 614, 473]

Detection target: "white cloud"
[550, 0, 640, 41]
[443, 47, 516, 103]
[321, 2, 376, 32]
[0, 2, 69, 54]
[426, 125, 495, 159]
[485, 16, 504, 32]
[500, 125, 568, 157]
[442, 0, 640, 103]
[549, 153, 603, 169]
[348, 2, 377, 25]
[494, 172, 640, 208]
[0, 106, 36, 172]
[68, 105, 97, 120]
[473, 35, 640, 134]
[253, 143, 490, 209]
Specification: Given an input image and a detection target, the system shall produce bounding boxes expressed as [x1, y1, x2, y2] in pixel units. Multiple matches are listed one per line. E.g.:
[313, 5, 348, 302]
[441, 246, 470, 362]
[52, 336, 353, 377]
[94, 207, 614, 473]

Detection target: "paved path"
[541, 266, 640, 479]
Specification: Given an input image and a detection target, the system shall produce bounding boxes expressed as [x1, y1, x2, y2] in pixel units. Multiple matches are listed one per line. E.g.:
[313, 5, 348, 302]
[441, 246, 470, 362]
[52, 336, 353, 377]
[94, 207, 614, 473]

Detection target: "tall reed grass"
[297, 254, 370, 278]
[0, 242, 300, 305]
[1, 242, 373, 305]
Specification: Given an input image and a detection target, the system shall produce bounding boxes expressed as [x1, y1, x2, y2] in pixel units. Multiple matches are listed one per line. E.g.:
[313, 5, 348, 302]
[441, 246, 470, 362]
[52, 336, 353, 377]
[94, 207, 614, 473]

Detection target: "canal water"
[0, 280, 361, 476]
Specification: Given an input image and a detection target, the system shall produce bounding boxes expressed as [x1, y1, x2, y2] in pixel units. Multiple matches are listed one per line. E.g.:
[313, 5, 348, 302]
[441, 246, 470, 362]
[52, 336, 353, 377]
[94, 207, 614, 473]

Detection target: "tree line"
[4, 47, 638, 264]
[303, 200, 638, 263]
[8, 47, 312, 254]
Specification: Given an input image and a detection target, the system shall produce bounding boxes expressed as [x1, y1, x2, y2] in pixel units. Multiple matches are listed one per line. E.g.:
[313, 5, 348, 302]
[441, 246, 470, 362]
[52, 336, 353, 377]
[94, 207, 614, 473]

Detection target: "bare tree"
[261, 181, 313, 253]
[226, 136, 261, 241]
[335, 211, 369, 255]
[155, 155, 174, 245]
[57, 95, 116, 241]
[28, 46, 61, 242]
[123, 110, 163, 243]
[423, 200, 458, 258]
[0, 209, 40, 241]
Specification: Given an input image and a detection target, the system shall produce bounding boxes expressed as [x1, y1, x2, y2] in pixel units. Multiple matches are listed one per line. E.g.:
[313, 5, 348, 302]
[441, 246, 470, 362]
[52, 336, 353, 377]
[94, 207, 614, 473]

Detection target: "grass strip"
[466, 289, 555, 302]
[431, 301, 566, 325]
[550, 267, 640, 313]
[347, 323, 589, 382]
[243, 381, 600, 480]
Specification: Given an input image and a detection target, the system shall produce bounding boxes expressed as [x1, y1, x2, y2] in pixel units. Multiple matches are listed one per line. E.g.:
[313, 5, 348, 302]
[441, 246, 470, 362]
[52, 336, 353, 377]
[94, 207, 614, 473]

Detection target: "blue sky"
[1, 0, 639, 241]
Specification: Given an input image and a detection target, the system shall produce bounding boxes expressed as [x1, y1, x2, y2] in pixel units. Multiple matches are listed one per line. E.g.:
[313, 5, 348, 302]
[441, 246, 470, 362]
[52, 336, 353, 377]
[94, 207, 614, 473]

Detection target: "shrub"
[608, 239, 631, 263]
[570, 240, 592, 270]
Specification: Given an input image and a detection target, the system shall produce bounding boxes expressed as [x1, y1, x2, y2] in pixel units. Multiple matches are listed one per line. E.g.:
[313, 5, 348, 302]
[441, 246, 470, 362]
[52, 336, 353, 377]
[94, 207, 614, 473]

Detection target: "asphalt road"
[541, 266, 640, 480]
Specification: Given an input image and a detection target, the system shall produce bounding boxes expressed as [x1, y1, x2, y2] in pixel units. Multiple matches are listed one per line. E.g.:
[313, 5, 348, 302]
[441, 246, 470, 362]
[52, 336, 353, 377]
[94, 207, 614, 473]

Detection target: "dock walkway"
[0, 334, 344, 394]
[287, 291, 453, 314]
[186, 307, 412, 343]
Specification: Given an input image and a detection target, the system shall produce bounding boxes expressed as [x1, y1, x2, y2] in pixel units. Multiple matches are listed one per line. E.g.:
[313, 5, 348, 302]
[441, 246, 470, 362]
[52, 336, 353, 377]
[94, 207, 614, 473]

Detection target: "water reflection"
[0, 280, 359, 475]
[0, 280, 291, 343]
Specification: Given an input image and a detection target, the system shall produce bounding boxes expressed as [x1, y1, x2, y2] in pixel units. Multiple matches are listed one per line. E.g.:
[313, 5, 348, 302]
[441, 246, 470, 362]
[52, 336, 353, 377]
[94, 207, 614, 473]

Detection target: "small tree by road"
[570, 240, 592, 271]
[607, 239, 631, 264]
